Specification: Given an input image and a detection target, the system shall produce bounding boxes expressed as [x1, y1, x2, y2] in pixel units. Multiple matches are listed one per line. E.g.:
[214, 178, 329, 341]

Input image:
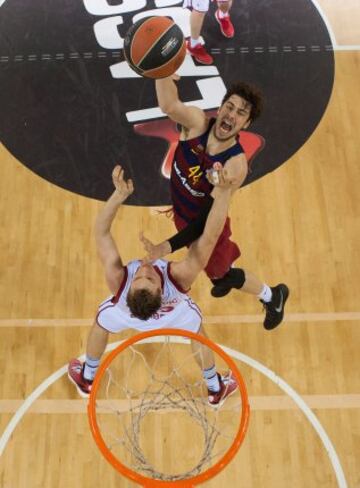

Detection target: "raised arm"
[156, 76, 208, 133]
[95, 165, 134, 295]
[141, 157, 248, 261]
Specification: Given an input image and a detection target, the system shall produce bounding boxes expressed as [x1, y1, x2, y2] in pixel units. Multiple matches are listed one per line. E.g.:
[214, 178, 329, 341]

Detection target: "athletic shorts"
[174, 213, 241, 279]
[183, 0, 229, 11]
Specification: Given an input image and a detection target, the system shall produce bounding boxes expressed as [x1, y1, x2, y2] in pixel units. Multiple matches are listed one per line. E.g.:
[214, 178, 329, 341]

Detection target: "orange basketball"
[123, 16, 186, 79]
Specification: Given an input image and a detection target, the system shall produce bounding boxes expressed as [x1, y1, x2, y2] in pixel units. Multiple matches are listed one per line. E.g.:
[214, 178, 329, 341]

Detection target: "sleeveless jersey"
[96, 259, 202, 334]
[170, 118, 244, 223]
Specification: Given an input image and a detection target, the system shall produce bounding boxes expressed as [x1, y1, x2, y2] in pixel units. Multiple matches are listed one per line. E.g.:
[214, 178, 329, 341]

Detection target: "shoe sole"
[67, 371, 91, 399]
[210, 286, 232, 298]
[215, 14, 234, 38]
[186, 49, 213, 65]
[208, 380, 238, 409]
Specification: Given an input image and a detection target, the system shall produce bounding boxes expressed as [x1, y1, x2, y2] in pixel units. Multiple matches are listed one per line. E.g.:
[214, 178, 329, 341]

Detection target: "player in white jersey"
[68, 164, 237, 406]
[96, 258, 202, 334]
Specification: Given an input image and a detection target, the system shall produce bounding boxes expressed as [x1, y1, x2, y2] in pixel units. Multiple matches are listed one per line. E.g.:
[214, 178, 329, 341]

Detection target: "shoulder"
[179, 114, 211, 141]
[225, 152, 248, 170]
[126, 259, 141, 273]
[223, 153, 248, 189]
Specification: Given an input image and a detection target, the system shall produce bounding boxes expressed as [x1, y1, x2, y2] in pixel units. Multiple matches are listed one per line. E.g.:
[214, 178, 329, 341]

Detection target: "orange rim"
[88, 328, 250, 487]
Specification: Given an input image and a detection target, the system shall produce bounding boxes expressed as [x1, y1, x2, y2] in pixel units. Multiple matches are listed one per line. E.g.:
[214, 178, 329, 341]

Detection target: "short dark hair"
[221, 82, 264, 123]
[126, 288, 162, 320]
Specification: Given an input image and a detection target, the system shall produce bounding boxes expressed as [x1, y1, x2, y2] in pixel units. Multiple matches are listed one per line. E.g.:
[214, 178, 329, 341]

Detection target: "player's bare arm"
[211, 153, 248, 194]
[141, 162, 244, 262]
[95, 165, 134, 294]
[156, 76, 208, 136]
[170, 171, 234, 290]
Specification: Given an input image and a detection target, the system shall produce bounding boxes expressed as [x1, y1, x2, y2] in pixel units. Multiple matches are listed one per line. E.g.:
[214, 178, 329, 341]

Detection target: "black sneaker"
[261, 284, 289, 330]
[210, 268, 246, 298]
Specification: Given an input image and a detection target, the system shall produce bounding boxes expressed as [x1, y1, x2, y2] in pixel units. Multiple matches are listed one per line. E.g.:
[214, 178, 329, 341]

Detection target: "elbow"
[159, 103, 176, 117]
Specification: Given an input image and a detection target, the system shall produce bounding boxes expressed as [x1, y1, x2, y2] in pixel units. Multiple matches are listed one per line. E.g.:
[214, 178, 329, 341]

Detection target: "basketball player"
[145, 77, 289, 330]
[68, 164, 237, 406]
[184, 0, 234, 64]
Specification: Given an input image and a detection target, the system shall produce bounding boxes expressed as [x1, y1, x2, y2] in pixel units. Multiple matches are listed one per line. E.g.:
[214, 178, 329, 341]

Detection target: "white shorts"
[183, 0, 210, 13]
[183, 0, 229, 11]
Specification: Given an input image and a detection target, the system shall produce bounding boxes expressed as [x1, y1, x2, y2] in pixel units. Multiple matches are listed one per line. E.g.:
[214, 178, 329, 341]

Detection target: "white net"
[92, 335, 245, 482]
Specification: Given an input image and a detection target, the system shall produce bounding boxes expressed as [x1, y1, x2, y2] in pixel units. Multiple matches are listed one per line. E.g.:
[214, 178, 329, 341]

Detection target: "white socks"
[258, 284, 273, 303]
[190, 37, 201, 48]
[203, 365, 220, 392]
[83, 356, 100, 381]
[217, 9, 230, 19]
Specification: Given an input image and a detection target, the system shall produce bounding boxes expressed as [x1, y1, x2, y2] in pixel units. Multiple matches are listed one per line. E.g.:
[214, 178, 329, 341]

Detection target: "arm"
[170, 172, 234, 290]
[140, 196, 214, 261]
[167, 155, 247, 250]
[222, 153, 248, 190]
[156, 76, 208, 133]
[95, 165, 134, 295]
[140, 158, 248, 260]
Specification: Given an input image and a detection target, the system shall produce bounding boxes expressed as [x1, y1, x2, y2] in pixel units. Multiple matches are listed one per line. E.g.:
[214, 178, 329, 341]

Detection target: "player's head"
[126, 263, 162, 320]
[214, 82, 263, 141]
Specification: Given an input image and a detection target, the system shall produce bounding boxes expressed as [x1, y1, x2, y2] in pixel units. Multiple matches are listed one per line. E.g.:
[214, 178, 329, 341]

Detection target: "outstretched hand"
[206, 162, 235, 189]
[112, 165, 134, 203]
[140, 232, 172, 262]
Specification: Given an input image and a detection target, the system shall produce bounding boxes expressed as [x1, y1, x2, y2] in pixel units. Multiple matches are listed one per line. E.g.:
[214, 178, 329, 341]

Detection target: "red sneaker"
[186, 40, 213, 65]
[208, 372, 238, 408]
[68, 359, 92, 398]
[215, 10, 235, 38]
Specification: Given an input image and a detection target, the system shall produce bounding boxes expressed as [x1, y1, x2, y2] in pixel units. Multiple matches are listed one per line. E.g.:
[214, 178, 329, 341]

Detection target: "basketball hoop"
[88, 329, 250, 487]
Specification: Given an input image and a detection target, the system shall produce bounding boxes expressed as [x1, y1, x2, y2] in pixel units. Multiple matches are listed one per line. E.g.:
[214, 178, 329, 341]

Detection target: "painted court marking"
[1, 394, 360, 413]
[0, 338, 348, 487]
[0, 311, 359, 327]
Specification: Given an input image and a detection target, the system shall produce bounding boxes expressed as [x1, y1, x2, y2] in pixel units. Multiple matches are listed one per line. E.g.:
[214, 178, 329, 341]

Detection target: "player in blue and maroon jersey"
[141, 77, 289, 330]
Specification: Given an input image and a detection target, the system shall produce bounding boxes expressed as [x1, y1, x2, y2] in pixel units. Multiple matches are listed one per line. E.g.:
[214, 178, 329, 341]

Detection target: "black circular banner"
[0, 0, 334, 205]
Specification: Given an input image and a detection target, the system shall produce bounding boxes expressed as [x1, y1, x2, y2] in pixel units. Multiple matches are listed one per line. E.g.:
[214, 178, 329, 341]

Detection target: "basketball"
[124, 16, 186, 79]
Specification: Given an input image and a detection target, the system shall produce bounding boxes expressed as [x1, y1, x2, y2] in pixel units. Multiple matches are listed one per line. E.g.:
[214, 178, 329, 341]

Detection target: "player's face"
[130, 262, 162, 295]
[214, 95, 251, 141]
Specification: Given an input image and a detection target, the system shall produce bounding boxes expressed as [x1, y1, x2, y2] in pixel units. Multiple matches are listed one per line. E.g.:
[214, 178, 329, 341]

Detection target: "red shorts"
[174, 213, 241, 279]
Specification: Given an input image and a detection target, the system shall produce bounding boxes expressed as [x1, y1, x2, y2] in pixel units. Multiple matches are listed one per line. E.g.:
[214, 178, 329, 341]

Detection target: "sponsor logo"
[173, 161, 205, 197]
[161, 37, 179, 57]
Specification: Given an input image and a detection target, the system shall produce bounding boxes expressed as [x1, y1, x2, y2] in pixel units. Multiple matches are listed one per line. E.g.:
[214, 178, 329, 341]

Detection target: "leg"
[185, 0, 213, 64]
[68, 321, 109, 397]
[192, 325, 238, 407]
[212, 269, 289, 330]
[205, 219, 289, 330]
[190, 9, 207, 42]
[86, 321, 109, 360]
[215, 0, 235, 38]
[217, 0, 233, 15]
[191, 324, 215, 370]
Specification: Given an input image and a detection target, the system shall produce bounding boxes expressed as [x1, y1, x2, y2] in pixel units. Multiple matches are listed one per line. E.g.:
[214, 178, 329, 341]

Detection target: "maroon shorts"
[174, 213, 241, 279]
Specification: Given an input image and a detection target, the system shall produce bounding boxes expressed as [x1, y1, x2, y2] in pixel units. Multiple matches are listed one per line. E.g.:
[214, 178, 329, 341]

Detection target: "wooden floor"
[1, 3, 360, 487]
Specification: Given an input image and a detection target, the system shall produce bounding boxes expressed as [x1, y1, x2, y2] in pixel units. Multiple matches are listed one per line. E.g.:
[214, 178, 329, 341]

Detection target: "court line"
[1, 394, 359, 414]
[1, 45, 360, 65]
[309, 0, 360, 51]
[310, 0, 338, 47]
[0, 338, 347, 487]
[0, 312, 359, 327]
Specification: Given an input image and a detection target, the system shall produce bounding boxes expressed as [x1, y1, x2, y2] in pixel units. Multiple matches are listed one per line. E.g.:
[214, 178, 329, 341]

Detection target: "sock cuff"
[85, 356, 100, 368]
[203, 365, 217, 379]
